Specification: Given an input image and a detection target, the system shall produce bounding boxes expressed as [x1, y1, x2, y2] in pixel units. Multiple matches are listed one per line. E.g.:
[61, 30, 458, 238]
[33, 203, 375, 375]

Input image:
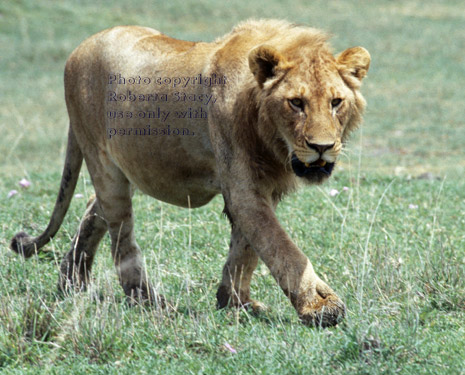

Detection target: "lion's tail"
[10, 126, 83, 258]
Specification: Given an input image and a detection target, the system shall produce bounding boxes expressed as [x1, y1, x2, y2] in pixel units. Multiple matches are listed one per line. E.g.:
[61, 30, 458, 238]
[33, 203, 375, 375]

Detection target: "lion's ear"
[248, 45, 286, 87]
[337, 47, 371, 84]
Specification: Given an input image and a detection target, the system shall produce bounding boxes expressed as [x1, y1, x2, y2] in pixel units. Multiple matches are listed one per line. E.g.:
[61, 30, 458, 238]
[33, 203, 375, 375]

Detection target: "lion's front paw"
[241, 300, 268, 314]
[216, 285, 267, 314]
[292, 282, 346, 328]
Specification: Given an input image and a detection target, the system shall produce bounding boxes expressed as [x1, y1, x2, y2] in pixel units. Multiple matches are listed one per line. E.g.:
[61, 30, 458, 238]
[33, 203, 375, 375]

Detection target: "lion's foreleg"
[225, 191, 345, 327]
[217, 225, 265, 312]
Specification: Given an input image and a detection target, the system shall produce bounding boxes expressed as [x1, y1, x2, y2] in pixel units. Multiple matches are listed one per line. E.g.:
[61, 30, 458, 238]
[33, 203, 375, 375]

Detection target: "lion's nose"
[305, 142, 335, 155]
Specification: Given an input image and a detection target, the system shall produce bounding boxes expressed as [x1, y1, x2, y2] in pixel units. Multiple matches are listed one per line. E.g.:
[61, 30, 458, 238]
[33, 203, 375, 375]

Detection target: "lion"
[10, 19, 370, 327]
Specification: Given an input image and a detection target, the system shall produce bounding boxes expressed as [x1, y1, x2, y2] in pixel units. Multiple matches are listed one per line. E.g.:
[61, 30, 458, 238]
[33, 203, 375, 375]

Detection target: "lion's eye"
[289, 98, 304, 111]
[331, 98, 342, 108]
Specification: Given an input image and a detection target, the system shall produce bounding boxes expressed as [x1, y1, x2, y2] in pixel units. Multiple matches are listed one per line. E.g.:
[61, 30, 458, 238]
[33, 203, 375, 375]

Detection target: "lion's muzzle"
[291, 154, 335, 181]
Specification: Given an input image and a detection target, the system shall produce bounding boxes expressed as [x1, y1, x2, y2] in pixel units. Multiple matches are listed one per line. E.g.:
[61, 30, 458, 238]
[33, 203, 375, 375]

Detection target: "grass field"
[1, 0, 464, 374]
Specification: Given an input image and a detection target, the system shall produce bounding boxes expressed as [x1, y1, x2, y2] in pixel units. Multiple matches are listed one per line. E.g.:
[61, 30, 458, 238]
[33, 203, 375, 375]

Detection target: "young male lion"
[11, 19, 370, 327]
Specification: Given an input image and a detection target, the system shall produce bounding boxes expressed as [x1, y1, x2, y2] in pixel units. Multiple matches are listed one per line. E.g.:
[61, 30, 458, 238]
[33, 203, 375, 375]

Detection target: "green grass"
[1, 0, 465, 374]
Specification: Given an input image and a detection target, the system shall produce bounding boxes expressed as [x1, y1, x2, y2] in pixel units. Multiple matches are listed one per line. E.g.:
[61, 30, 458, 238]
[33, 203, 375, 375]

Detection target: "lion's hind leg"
[83, 159, 163, 307]
[58, 195, 107, 294]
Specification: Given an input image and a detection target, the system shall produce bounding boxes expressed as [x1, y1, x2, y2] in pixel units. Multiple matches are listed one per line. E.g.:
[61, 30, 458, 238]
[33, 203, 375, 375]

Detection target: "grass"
[1, 0, 465, 374]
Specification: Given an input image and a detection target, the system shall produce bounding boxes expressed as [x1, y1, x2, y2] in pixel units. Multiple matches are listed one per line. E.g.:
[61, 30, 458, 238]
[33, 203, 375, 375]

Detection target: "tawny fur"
[10, 19, 370, 327]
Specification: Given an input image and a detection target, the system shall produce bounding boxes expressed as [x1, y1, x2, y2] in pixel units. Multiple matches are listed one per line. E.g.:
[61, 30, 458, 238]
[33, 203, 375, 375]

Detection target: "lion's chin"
[291, 154, 335, 183]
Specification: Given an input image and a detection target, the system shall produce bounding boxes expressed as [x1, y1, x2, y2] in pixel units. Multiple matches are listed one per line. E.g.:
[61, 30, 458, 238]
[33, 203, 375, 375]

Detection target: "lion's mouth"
[291, 154, 335, 180]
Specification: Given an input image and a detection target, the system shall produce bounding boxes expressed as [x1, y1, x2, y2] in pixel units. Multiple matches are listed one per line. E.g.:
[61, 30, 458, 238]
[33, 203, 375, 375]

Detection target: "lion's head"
[247, 35, 370, 183]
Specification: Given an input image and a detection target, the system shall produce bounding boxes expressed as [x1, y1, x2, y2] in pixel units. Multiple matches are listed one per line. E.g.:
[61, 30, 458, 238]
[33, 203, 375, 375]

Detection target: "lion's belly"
[132, 167, 221, 209]
[106, 118, 221, 208]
